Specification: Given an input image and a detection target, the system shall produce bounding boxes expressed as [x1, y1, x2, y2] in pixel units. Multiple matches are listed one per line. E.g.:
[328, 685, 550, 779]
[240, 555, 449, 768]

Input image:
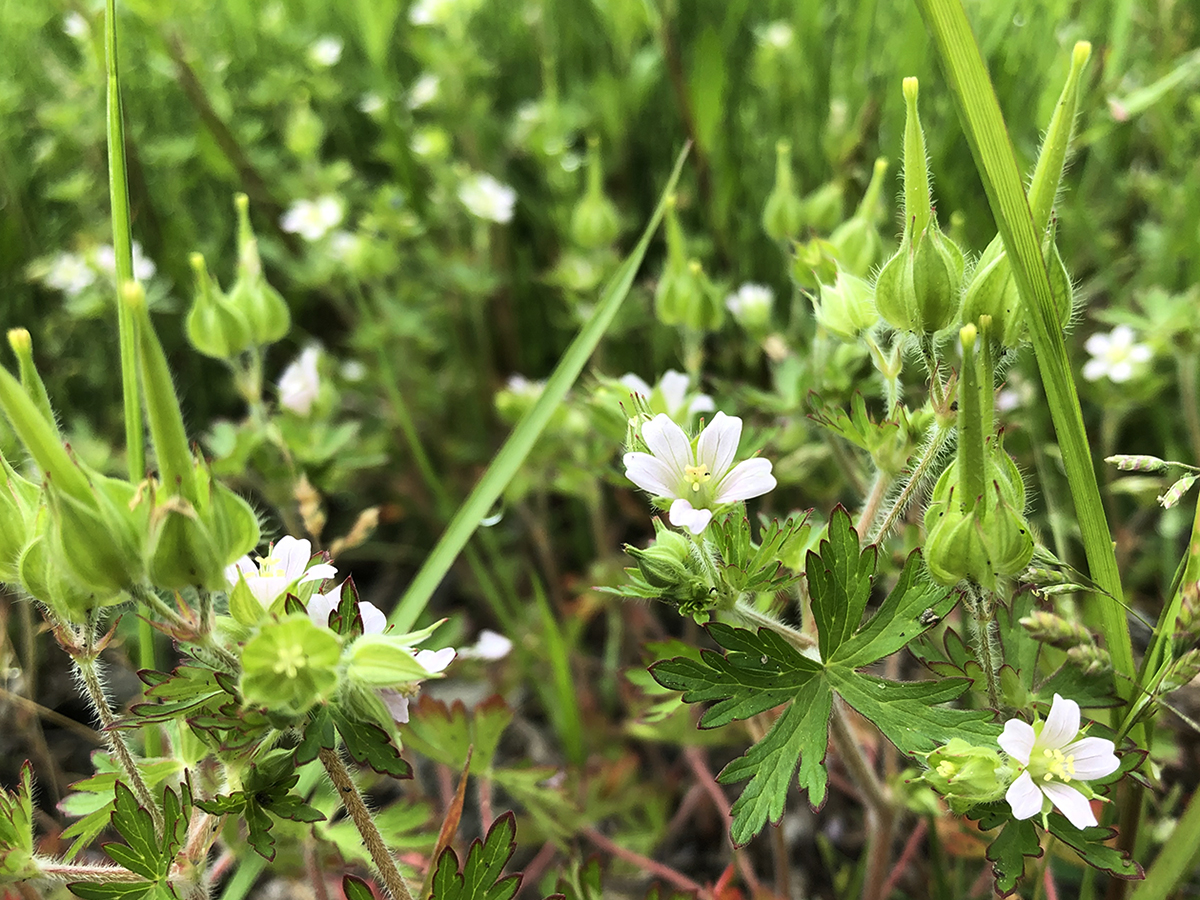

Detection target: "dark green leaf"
[650, 623, 821, 728]
[831, 551, 958, 668]
[1046, 814, 1144, 881]
[106, 783, 164, 880]
[266, 793, 325, 824]
[68, 883, 152, 900]
[429, 811, 521, 900]
[332, 710, 413, 779]
[295, 707, 338, 767]
[829, 672, 999, 754]
[717, 678, 833, 846]
[807, 506, 877, 660]
[985, 818, 1041, 897]
[996, 591, 1039, 677]
[244, 801, 277, 861]
[192, 793, 245, 816]
[342, 874, 376, 900]
[1036, 664, 1119, 708]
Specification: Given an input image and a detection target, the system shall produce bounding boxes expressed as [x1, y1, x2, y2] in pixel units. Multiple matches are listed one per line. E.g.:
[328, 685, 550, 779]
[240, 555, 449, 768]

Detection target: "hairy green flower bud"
[959, 231, 1071, 347]
[240, 615, 342, 720]
[7, 329, 57, 435]
[828, 157, 888, 278]
[813, 270, 878, 342]
[570, 137, 621, 249]
[791, 237, 839, 290]
[185, 253, 251, 361]
[628, 529, 692, 589]
[147, 495, 224, 591]
[762, 140, 805, 241]
[228, 194, 291, 346]
[922, 739, 1011, 813]
[47, 468, 147, 597]
[0, 458, 38, 584]
[19, 510, 121, 621]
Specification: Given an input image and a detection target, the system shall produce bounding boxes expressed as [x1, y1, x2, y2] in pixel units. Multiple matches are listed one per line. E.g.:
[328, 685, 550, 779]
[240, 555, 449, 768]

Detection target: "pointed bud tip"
[189, 252, 206, 272]
[235, 193, 249, 212]
[776, 139, 791, 156]
[960, 323, 978, 349]
[903, 76, 919, 102]
[1072, 41, 1092, 69]
[7, 329, 31, 355]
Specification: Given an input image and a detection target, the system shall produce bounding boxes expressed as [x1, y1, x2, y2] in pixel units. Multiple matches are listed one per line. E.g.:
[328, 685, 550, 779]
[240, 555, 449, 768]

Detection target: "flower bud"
[0, 457, 38, 583]
[627, 529, 692, 590]
[240, 615, 342, 720]
[228, 194, 291, 346]
[959, 231, 1071, 347]
[185, 253, 251, 361]
[147, 494, 224, 591]
[922, 739, 1011, 813]
[791, 237, 840, 291]
[813, 270, 878, 342]
[828, 157, 888, 278]
[680, 260, 724, 333]
[762, 140, 805, 241]
[570, 137, 621, 249]
[18, 520, 102, 621]
[725, 284, 774, 335]
[7, 329, 57, 435]
[1020, 610, 1093, 651]
[46, 468, 147, 597]
[654, 196, 690, 326]
[800, 181, 844, 235]
[1066, 643, 1112, 676]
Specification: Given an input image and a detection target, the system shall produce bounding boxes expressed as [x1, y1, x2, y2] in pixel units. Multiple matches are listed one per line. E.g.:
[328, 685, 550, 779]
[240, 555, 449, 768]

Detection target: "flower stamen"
[684, 464, 712, 493]
[272, 642, 307, 678]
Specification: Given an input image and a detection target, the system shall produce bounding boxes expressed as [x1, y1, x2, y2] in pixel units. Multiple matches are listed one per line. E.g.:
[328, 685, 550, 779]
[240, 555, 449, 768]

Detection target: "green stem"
[966, 583, 1001, 710]
[869, 421, 954, 541]
[1129, 781, 1200, 900]
[730, 597, 816, 654]
[33, 860, 149, 883]
[829, 700, 895, 900]
[105, 0, 144, 483]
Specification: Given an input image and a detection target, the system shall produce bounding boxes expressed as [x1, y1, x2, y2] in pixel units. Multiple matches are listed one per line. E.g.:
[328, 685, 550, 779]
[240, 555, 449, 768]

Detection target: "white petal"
[623, 452, 680, 498]
[998, 718, 1036, 765]
[1109, 325, 1135, 349]
[416, 647, 456, 674]
[1081, 358, 1107, 382]
[459, 629, 513, 660]
[620, 374, 652, 397]
[688, 394, 716, 415]
[641, 414, 693, 476]
[1108, 361, 1133, 383]
[1040, 694, 1081, 749]
[251, 574, 290, 608]
[669, 499, 712, 534]
[358, 601, 387, 635]
[299, 562, 339, 584]
[1005, 772, 1044, 820]
[1084, 334, 1111, 357]
[273, 536, 314, 581]
[1128, 344, 1152, 364]
[1041, 781, 1097, 829]
[307, 592, 336, 628]
[378, 689, 410, 724]
[225, 557, 256, 588]
[1064, 736, 1119, 780]
[715, 458, 776, 504]
[696, 411, 742, 480]
[658, 370, 689, 417]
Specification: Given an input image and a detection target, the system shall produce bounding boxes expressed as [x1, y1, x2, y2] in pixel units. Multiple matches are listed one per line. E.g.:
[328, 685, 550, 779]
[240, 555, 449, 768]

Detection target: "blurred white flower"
[408, 0, 455, 26]
[620, 370, 714, 421]
[43, 252, 95, 296]
[725, 283, 774, 330]
[624, 412, 777, 534]
[758, 21, 794, 49]
[358, 92, 386, 115]
[458, 173, 517, 224]
[407, 73, 440, 109]
[63, 12, 89, 39]
[308, 36, 343, 67]
[457, 629, 513, 660]
[226, 536, 337, 609]
[278, 345, 321, 415]
[506, 374, 543, 396]
[94, 241, 156, 282]
[281, 196, 345, 241]
[999, 694, 1119, 829]
[1082, 325, 1152, 383]
[327, 230, 362, 262]
[341, 359, 368, 382]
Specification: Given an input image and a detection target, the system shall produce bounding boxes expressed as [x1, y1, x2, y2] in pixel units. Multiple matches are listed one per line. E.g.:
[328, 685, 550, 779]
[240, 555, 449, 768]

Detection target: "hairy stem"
[731, 597, 816, 652]
[965, 583, 1002, 711]
[74, 651, 164, 837]
[319, 748, 413, 900]
[830, 700, 894, 900]
[869, 422, 954, 541]
[33, 860, 148, 883]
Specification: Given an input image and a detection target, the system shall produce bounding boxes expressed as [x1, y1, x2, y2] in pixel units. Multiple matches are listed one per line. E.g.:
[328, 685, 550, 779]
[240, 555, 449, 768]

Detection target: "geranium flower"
[458, 173, 517, 224]
[623, 412, 776, 534]
[278, 345, 321, 415]
[998, 693, 1120, 828]
[225, 536, 337, 609]
[1082, 325, 1152, 383]
[620, 370, 714, 422]
[281, 196, 345, 242]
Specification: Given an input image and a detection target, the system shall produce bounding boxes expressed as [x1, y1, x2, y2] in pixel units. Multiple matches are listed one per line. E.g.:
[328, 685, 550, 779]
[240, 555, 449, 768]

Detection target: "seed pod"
[570, 137, 621, 249]
[814, 270, 878, 342]
[228, 194, 291, 346]
[828, 157, 888, 278]
[762, 140, 805, 241]
[627, 529, 692, 590]
[185, 253, 251, 361]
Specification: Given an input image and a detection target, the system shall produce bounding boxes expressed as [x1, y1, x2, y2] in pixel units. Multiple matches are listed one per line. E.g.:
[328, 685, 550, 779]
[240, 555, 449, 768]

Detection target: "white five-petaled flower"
[308, 36, 344, 67]
[620, 370, 715, 422]
[623, 412, 776, 534]
[458, 173, 517, 224]
[725, 283, 775, 329]
[999, 693, 1120, 829]
[94, 241, 157, 283]
[43, 252, 96, 296]
[1082, 325, 1152, 383]
[407, 73, 441, 109]
[281, 196, 345, 242]
[226, 536, 338, 609]
[278, 345, 321, 415]
[457, 629, 513, 660]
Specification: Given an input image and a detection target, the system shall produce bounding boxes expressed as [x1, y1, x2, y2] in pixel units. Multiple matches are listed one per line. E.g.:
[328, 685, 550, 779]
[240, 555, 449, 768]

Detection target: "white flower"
[94, 242, 156, 282]
[308, 589, 387, 634]
[43, 252, 95, 296]
[458, 173, 517, 224]
[407, 73, 440, 109]
[308, 36, 343, 67]
[358, 92, 386, 115]
[506, 374, 543, 397]
[327, 230, 362, 262]
[341, 359, 368, 382]
[725, 283, 775, 330]
[278, 345, 321, 415]
[281, 196, 345, 241]
[999, 694, 1120, 829]
[620, 370, 714, 422]
[63, 12, 89, 39]
[1082, 325, 1152, 383]
[457, 629, 513, 660]
[379, 647, 456, 723]
[623, 412, 777, 534]
[758, 21, 794, 49]
[225, 536, 338, 609]
[408, 0, 455, 26]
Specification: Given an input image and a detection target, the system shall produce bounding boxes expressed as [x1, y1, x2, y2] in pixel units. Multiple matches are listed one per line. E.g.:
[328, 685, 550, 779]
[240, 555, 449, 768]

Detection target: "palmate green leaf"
[984, 816, 1042, 897]
[808, 506, 877, 661]
[429, 811, 521, 900]
[717, 679, 833, 847]
[59, 756, 183, 861]
[106, 783, 166, 880]
[331, 709, 413, 779]
[650, 622, 822, 728]
[400, 696, 513, 774]
[1046, 814, 1144, 882]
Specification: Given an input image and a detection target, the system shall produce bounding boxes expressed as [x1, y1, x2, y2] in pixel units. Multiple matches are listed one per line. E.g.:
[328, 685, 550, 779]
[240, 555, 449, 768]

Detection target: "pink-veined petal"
[1040, 695, 1081, 749]
[624, 451, 680, 498]
[1005, 772, 1044, 820]
[272, 536, 314, 581]
[416, 647, 456, 674]
[998, 718, 1037, 765]
[641, 414, 693, 476]
[714, 457, 776, 504]
[307, 592, 336, 628]
[1041, 781, 1098, 829]
[696, 411, 742, 480]
[1064, 736, 1119, 780]
[669, 498, 712, 534]
[359, 601, 387, 635]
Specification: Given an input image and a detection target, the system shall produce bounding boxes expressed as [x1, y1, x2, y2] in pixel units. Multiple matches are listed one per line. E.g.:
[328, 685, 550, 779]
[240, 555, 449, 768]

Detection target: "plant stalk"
[830, 700, 894, 900]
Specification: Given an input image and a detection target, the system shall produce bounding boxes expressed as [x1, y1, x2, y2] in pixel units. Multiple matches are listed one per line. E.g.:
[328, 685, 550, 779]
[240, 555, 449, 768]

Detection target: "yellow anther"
[936, 761, 957, 779]
[256, 553, 285, 578]
[684, 464, 712, 493]
[272, 642, 307, 678]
